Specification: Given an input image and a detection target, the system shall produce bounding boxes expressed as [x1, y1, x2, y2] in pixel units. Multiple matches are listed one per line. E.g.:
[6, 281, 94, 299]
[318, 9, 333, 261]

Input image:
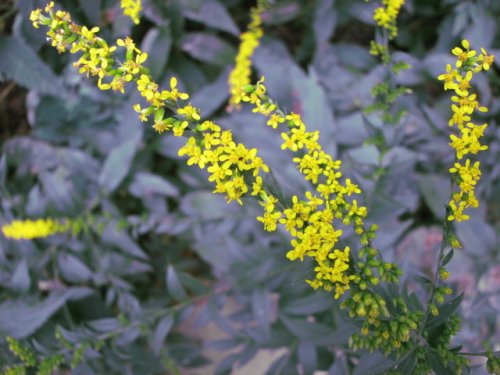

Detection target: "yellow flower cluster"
[227, 4, 265, 109]
[30, 3, 269, 206]
[178, 121, 269, 204]
[31, 1, 401, 302]
[438, 40, 494, 222]
[238, 79, 378, 298]
[2, 218, 70, 240]
[120, 0, 142, 24]
[373, 0, 405, 38]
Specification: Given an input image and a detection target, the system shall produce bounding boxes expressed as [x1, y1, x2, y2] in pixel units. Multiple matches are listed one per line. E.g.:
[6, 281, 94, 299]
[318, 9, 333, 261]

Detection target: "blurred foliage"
[0, 0, 499, 374]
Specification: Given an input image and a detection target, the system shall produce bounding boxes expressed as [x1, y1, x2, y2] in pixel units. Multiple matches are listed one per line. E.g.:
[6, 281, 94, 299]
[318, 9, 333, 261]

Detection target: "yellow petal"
[170, 77, 177, 89]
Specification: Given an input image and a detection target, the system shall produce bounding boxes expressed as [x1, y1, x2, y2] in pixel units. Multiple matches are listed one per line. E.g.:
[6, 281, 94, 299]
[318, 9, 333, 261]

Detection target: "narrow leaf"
[152, 315, 174, 354]
[181, 33, 235, 66]
[166, 265, 188, 301]
[0, 289, 92, 338]
[441, 249, 454, 267]
[99, 138, 138, 194]
[141, 26, 172, 80]
[183, 0, 239, 35]
[0, 36, 65, 97]
[427, 348, 454, 375]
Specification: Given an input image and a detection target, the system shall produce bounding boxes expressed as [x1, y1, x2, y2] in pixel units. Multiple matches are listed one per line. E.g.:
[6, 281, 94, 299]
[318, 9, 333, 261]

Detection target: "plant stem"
[459, 350, 500, 357]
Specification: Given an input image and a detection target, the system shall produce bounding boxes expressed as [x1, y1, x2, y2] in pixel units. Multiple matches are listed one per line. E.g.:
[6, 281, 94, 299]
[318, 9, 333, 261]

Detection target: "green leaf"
[152, 315, 174, 354]
[0, 154, 6, 186]
[353, 352, 394, 375]
[178, 271, 211, 294]
[101, 222, 149, 260]
[181, 33, 235, 66]
[9, 259, 30, 293]
[414, 275, 433, 286]
[57, 253, 93, 283]
[251, 288, 272, 336]
[207, 300, 238, 336]
[313, 0, 335, 46]
[265, 354, 292, 375]
[0, 36, 65, 97]
[237, 343, 259, 367]
[416, 174, 450, 220]
[347, 145, 380, 165]
[297, 341, 317, 375]
[456, 218, 496, 256]
[280, 315, 353, 345]
[191, 68, 230, 117]
[88, 318, 121, 332]
[77, 0, 102, 25]
[441, 249, 454, 267]
[261, 2, 301, 25]
[180, 191, 238, 220]
[141, 25, 173, 81]
[290, 68, 337, 156]
[282, 292, 334, 315]
[166, 265, 188, 301]
[39, 171, 75, 212]
[215, 353, 238, 375]
[98, 138, 138, 194]
[129, 172, 179, 198]
[395, 351, 417, 374]
[183, 0, 239, 35]
[0, 289, 92, 338]
[425, 294, 463, 330]
[427, 348, 455, 375]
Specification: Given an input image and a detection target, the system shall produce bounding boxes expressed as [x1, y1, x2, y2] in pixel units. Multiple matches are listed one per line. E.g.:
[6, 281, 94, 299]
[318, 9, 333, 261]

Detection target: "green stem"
[420, 177, 455, 332]
[420, 226, 448, 332]
[459, 350, 500, 357]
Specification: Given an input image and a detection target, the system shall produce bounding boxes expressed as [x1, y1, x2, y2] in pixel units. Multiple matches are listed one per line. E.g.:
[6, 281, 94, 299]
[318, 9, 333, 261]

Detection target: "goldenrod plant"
[0, 0, 499, 374]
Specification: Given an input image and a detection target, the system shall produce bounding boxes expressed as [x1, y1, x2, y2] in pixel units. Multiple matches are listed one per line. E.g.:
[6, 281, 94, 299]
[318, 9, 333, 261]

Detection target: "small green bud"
[356, 304, 367, 317]
[243, 85, 255, 93]
[430, 304, 439, 316]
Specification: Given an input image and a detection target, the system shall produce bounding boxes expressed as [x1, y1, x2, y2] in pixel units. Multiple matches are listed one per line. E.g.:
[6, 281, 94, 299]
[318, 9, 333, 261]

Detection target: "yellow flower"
[168, 77, 189, 101]
[478, 48, 495, 71]
[121, 0, 142, 24]
[281, 133, 299, 151]
[437, 64, 458, 91]
[453, 70, 473, 96]
[447, 201, 469, 222]
[267, 113, 285, 129]
[30, 9, 43, 28]
[373, 0, 405, 38]
[177, 104, 200, 121]
[172, 121, 189, 137]
[137, 74, 159, 102]
[451, 39, 476, 68]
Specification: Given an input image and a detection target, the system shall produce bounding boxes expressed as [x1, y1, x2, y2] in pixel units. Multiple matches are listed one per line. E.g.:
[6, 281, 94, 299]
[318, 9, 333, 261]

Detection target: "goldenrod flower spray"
[27, 2, 499, 373]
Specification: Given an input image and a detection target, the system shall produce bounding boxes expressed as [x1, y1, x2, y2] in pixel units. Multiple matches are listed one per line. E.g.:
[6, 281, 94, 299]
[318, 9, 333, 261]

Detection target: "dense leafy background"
[0, 0, 499, 374]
